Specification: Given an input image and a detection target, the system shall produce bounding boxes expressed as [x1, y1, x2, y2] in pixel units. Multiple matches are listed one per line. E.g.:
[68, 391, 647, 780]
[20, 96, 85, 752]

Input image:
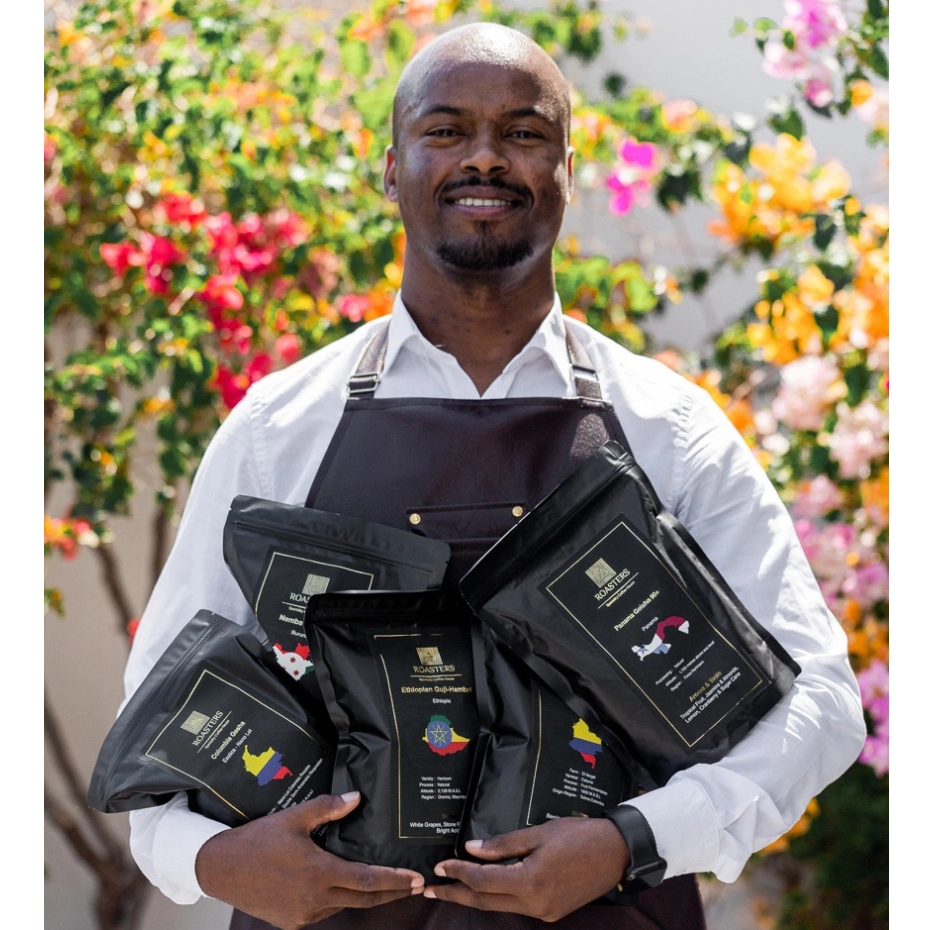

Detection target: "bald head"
[392, 23, 572, 145]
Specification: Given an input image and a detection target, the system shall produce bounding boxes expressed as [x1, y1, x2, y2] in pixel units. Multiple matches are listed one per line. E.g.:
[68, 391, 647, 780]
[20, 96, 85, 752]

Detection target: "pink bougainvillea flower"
[824, 400, 889, 479]
[156, 192, 207, 228]
[44, 132, 58, 163]
[771, 354, 844, 431]
[606, 177, 636, 215]
[856, 658, 889, 776]
[100, 241, 145, 275]
[337, 293, 371, 323]
[606, 137, 660, 216]
[791, 474, 844, 518]
[661, 99, 699, 133]
[784, 0, 847, 49]
[619, 138, 657, 170]
[198, 274, 244, 312]
[275, 333, 302, 366]
[138, 232, 186, 295]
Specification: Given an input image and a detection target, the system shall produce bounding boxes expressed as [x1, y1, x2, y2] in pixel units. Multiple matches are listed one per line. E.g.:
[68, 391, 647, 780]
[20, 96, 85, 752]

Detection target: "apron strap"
[346, 316, 605, 400]
[346, 319, 390, 398]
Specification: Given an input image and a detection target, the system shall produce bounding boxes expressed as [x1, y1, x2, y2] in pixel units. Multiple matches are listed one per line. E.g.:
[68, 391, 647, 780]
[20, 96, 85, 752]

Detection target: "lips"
[442, 181, 528, 212]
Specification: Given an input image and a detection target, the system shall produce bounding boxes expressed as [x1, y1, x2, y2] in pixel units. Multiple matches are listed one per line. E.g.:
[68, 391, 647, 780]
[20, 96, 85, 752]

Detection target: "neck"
[399, 255, 557, 395]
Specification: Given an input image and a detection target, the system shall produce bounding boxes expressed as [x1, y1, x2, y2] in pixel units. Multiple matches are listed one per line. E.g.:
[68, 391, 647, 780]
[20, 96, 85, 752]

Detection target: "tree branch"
[95, 542, 137, 635]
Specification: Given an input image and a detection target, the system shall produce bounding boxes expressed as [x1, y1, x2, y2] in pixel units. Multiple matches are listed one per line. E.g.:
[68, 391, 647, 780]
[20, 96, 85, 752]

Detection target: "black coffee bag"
[222, 496, 452, 689]
[457, 624, 655, 857]
[460, 441, 800, 786]
[88, 611, 334, 827]
[305, 589, 479, 874]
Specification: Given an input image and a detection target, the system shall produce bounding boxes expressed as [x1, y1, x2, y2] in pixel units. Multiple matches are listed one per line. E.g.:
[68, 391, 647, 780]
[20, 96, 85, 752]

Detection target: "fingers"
[329, 857, 425, 895]
[290, 791, 362, 831]
[461, 829, 541, 861]
[423, 881, 525, 914]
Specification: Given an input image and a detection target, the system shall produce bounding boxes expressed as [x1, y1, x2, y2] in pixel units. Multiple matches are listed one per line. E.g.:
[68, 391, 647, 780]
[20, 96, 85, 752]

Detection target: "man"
[124, 22, 866, 930]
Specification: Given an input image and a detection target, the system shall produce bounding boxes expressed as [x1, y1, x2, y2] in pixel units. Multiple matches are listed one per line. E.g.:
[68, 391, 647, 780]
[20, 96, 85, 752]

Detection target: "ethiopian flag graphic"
[242, 745, 293, 786]
[423, 715, 470, 756]
[568, 719, 603, 770]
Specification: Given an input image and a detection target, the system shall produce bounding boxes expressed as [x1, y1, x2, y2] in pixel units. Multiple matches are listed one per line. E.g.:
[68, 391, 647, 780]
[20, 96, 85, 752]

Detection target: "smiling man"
[123, 22, 865, 930]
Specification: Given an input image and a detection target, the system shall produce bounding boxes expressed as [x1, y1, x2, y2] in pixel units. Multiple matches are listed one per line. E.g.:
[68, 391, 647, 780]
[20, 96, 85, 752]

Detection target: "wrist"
[604, 805, 667, 894]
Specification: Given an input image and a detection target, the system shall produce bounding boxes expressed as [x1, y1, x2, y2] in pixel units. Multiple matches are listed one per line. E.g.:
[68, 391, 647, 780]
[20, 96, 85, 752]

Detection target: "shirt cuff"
[621, 778, 719, 880]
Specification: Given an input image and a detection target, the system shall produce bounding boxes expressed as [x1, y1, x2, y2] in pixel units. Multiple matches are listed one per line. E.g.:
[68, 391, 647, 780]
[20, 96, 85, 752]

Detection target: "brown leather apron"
[230, 321, 706, 930]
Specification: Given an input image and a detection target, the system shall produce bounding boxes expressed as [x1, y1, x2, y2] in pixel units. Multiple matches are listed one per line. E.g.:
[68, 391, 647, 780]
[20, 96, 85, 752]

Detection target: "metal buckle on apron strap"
[347, 371, 381, 397]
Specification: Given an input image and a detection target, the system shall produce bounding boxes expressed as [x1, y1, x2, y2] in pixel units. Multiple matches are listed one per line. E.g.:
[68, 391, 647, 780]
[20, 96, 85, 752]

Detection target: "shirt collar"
[383, 292, 573, 393]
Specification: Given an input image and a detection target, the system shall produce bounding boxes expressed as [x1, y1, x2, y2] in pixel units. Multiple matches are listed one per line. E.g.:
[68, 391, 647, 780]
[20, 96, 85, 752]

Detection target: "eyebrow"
[415, 104, 557, 124]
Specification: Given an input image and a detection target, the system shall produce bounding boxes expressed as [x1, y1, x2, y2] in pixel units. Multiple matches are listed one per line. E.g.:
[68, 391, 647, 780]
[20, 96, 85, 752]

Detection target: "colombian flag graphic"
[423, 715, 470, 756]
[242, 745, 293, 785]
[568, 719, 603, 770]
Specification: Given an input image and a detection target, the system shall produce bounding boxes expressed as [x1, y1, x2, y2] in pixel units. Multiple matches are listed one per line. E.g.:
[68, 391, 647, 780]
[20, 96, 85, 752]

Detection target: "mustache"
[442, 177, 531, 199]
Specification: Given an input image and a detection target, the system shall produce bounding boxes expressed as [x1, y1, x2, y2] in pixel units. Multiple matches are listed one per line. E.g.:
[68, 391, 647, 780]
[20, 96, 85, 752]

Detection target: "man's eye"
[427, 128, 459, 138]
[510, 130, 540, 140]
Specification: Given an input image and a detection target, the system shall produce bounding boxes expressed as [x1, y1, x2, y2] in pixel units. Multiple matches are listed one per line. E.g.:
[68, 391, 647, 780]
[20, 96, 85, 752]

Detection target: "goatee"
[436, 227, 533, 271]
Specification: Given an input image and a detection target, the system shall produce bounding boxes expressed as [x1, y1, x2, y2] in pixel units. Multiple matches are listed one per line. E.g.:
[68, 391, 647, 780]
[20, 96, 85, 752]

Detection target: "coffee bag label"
[254, 551, 375, 647]
[543, 518, 763, 748]
[372, 631, 478, 841]
[146, 670, 329, 821]
[525, 686, 629, 825]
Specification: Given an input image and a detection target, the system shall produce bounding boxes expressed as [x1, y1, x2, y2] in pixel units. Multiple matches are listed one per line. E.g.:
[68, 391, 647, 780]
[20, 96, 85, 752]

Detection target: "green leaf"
[767, 97, 805, 140]
[867, 0, 886, 20]
[340, 39, 371, 79]
[844, 364, 871, 407]
[730, 18, 749, 37]
[869, 46, 889, 80]
[813, 214, 837, 251]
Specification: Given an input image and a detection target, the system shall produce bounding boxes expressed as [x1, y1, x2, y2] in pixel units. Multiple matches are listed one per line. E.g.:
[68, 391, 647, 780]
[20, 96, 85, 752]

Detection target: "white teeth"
[457, 197, 510, 207]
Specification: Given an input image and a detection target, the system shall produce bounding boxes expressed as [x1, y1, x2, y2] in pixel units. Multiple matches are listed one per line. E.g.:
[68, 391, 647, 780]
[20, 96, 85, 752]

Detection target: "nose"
[460, 130, 509, 175]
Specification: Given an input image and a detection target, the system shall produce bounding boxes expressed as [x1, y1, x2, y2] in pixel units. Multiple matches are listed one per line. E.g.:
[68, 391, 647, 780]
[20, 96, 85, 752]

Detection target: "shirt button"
[409, 513, 422, 526]
[512, 506, 525, 518]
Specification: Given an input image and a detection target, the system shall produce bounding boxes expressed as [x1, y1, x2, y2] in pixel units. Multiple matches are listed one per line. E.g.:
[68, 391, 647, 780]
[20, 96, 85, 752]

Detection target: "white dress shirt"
[124, 294, 865, 904]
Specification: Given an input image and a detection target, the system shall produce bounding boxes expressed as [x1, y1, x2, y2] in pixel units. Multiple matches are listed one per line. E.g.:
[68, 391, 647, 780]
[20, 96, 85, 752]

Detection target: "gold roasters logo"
[302, 573, 330, 596]
[416, 646, 443, 666]
[413, 645, 456, 674]
[181, 711, 210, 734]
[585, 558, 615, 586]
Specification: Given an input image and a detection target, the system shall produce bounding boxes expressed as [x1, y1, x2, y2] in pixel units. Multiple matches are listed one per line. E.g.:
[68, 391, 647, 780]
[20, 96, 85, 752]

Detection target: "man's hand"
[195, 792, 424, 929]
[422, 816, 629, 922]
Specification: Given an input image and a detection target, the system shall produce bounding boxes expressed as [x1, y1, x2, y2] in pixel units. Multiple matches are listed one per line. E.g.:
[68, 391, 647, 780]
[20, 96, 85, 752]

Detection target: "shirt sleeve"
[122, 397, 264, 903]
[622, 387, 867, 882]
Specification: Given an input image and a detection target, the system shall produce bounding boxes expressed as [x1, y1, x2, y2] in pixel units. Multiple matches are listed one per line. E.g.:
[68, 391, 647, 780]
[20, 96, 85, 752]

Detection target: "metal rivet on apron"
[409, 513, 421, 525]
[512, 506, 524, 518]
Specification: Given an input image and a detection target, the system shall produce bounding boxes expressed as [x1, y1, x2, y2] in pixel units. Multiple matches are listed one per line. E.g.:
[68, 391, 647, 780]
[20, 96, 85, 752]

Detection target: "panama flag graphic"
[632, 615, 690, 660]
[568, 719, 604, 770]
[242, 745, 293, 786]
[423, 715, 470, 756]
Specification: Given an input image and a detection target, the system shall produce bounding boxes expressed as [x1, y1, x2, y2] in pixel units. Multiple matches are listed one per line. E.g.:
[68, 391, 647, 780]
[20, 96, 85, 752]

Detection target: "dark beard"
[436, 226, 533, 271]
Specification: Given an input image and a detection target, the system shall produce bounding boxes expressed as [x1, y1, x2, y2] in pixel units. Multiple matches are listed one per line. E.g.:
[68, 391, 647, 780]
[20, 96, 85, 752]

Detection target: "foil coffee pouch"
[88, 611, 334, 827]
[457, 625, 656, 857]
[305, 589, 479, 874]
[223, 496, 452, 693]
[460, 441, 800, 786]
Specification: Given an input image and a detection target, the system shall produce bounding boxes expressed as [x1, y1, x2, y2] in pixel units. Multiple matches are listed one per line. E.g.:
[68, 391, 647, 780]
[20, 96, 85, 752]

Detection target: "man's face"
[384, 58, 573, 275]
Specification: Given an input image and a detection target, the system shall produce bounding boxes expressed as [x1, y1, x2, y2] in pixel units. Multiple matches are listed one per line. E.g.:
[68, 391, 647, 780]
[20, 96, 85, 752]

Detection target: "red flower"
[126, 617, 141, 646]
[337, 293, 370, 323]
[275, 333, 301, 365]
[139, 233, 186, 295]
[199, 274, 244, 311]
[100, 242, 145, 275]
[214, 353, 275, 410]
[156, 192, 207, 228]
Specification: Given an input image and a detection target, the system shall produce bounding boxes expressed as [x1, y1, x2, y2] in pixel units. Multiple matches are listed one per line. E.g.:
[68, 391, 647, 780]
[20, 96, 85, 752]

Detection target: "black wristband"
[604, 804, 667, 893]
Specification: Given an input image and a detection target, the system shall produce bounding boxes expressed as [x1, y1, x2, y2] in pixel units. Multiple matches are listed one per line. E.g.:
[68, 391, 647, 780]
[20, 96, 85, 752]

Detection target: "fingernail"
[433, 865, 446, 877]
[465, 839, 483, 850]
[423, 888, 437, 899]
[411, 876, 425, 889]
[340, 791, 360, 803]
[411, 885, 424, 895]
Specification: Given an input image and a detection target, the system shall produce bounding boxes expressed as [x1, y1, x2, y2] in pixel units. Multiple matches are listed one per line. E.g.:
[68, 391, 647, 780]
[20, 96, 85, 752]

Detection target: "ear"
[384, 145, 399, 203]
[566, 147, 575, 202]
